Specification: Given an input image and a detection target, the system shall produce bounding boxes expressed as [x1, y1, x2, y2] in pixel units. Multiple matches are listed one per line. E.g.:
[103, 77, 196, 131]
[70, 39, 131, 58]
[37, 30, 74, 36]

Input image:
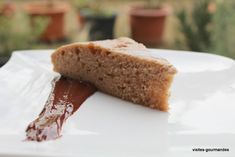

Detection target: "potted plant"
[129, 0, 169, 46]
[176, 0, 213, 52]
[23, 0, 69, 42]
[0, 14, 46, 67]
[0, 0, 15, 16]
[75, 0, 117, 41]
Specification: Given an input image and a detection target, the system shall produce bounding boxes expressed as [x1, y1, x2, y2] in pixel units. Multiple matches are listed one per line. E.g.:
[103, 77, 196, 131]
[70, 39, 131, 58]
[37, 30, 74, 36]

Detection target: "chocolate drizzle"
[25, 76, 96, 142]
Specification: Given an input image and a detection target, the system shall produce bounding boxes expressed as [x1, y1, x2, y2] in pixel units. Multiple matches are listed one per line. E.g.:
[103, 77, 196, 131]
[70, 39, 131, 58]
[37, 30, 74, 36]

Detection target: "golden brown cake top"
[92, 37, 147, 52]
[57, 37, 177, 74]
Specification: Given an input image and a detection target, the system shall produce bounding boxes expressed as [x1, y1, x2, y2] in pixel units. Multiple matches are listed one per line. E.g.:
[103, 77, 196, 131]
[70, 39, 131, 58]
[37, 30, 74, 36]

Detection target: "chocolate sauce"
[25, 76, 96, 142]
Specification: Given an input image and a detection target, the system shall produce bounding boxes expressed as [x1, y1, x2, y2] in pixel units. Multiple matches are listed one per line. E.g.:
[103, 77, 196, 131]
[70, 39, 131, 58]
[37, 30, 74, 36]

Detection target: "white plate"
[0, 49, 235, 157]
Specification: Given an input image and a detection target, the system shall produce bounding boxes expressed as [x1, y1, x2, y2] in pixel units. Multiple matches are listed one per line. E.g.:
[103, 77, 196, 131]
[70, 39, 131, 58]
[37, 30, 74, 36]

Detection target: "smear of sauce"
[25, 76, 96, 142]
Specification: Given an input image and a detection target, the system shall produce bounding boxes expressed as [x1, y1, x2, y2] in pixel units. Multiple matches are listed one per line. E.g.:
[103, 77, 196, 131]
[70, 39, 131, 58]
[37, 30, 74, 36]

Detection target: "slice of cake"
[51, 37, 177, 111]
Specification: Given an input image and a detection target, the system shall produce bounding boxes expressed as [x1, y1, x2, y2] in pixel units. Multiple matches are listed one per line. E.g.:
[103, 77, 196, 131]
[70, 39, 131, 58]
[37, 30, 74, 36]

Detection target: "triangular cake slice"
[51, 37, 177, 111]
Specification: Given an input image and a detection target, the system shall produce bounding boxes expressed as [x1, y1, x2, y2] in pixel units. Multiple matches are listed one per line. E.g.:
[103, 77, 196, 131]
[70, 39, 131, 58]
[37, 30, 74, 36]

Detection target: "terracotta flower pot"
[0, 2, 16, 16]
[24, 2, 69, 42]
[130, 6, 169, 46]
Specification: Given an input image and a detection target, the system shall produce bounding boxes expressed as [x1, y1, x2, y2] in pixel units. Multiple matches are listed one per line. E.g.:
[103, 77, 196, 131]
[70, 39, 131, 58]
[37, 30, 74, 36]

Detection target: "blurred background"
[0, 0, 235, 66]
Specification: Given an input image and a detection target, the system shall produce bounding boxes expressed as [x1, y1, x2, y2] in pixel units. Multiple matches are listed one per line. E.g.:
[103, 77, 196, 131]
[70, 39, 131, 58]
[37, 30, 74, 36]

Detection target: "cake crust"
[51, 37, 177, 111]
